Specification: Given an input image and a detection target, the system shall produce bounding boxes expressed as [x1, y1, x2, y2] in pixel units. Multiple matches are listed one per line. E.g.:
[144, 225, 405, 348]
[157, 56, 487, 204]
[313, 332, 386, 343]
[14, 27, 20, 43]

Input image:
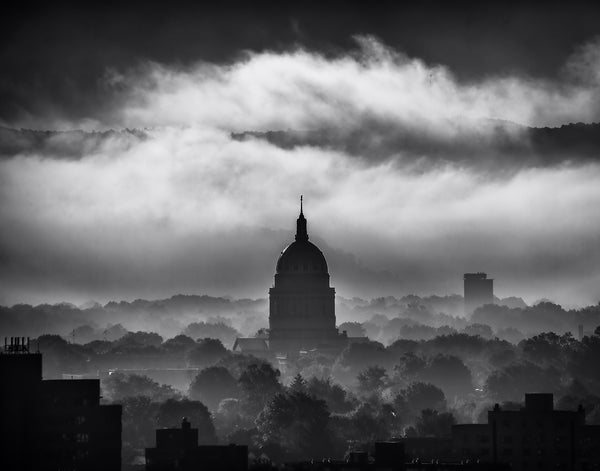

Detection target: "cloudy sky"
[2, 2, 600, 307]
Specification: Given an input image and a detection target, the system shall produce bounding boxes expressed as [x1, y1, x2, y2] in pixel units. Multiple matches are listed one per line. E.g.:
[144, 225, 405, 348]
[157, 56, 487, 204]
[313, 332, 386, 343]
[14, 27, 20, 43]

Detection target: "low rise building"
[145, 417, 248, 471]
[451, 393, 600, 471]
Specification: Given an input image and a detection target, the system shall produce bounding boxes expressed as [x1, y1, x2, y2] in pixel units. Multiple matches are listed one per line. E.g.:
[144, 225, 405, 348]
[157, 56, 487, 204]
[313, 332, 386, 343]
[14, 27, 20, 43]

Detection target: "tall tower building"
[268, 197, 343, 353]
[463, 272, 494, 315]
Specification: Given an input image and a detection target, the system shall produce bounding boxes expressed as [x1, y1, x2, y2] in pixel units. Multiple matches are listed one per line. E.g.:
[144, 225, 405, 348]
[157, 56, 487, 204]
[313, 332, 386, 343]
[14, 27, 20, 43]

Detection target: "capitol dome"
[275, 240, 328, 274]
[273, 196, 330, 280]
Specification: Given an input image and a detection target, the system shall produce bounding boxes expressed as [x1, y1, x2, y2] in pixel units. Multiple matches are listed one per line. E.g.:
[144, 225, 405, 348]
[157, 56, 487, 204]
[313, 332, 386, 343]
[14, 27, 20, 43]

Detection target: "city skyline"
[4, 5, 600, 470]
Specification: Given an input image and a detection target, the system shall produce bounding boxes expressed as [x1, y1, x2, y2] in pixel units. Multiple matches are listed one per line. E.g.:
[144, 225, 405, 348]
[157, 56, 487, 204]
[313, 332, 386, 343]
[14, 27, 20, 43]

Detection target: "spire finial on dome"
[295, 195, 308, 241]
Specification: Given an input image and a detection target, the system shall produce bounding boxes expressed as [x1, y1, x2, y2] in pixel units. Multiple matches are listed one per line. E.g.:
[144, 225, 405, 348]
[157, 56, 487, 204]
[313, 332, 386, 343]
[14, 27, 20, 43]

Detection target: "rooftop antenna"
[295, 195, 308, 241]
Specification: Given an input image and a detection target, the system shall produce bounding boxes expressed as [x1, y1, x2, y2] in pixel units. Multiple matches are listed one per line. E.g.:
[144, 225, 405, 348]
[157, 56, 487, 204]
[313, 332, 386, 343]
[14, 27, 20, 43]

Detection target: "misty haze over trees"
[4, 292, 600, 468]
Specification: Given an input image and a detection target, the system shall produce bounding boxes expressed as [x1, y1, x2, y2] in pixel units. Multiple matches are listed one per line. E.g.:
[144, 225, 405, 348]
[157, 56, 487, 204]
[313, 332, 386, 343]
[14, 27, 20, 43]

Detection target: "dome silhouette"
[275, 240, 328, 274]
[267, 196, 343, 353]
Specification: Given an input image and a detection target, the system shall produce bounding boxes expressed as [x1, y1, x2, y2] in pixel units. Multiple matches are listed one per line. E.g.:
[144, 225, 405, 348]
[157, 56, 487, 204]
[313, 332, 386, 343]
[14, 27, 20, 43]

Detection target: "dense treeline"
[0, 294, 268, 342]
[3, 295, 599, 345]
[5, 297, 600, 469]
[23, 323, 600, 469]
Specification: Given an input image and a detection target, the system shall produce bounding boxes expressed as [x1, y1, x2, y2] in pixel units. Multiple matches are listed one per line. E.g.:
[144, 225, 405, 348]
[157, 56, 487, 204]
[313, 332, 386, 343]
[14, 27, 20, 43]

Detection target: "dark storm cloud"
[8, 32, 590, 171]
[0, 127, 147, 160]
[2, 1, 600, 126]
[233, 121, 600, 171]
[5, 120, 600, 170]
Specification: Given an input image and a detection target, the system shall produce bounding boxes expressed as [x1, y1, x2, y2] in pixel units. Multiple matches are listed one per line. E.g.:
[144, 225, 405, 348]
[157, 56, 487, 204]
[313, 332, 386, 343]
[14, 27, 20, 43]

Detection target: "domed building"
[268, 197, 347, 354]
[233, 197, 350, 356]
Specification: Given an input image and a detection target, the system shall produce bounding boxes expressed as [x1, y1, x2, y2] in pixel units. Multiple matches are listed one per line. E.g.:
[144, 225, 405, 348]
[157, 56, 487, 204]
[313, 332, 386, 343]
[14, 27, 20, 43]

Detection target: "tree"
[337, 340, 388, 369]
[183, 322, 241, 348]
[393, 382, 446, 424]
[189, 366, 240, 410]
[294, 352, 334, 379]
[238, 363, 282, 416]
[33, 334, 88, 378]
[214, 398, 251, 438]
[305, 377, 356, 414]
[102, 372, 179, 402]
[419, 354, 473, 398]
[463, 323, 494, 339]
[387, 338, 419, 357]
[161, 334, 196, 353]
[256, 391, 331, 460]
[569, 334, 600, 390]
[485, 361, 561, 401]
[289, 374, 307, 393]
[401, 302, 436, 323]
[157, 398, 217, 444]
[496, 327, 525, 344]
[254, 328, 269, 339]
[187, 338, 229, 368]
[343, 402, 398, 443]
[103, 324, 129, 341]
[520, 332, 576, 368]
[216, 354, 269, 378]
[338, 322, 367, 337]
[83, 339, 113, 354]
[357, 366, 388, 395]
[120, 396, 159, 468]
[70, 324, 98, 344]
[399, 323, 439, 341]
[393, 353, 427, 379]
[115, 331, 163, 347]
[556, 379, 600, 418]
[409, 409, 456, 437]
[226, 427, 257, 448]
